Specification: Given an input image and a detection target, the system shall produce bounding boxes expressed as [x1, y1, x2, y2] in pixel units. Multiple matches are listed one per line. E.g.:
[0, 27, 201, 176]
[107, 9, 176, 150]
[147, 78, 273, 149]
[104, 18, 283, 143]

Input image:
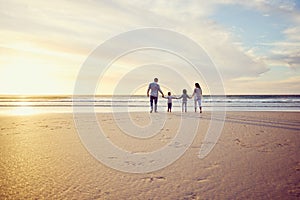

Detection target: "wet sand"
[0, 112, 299, 199]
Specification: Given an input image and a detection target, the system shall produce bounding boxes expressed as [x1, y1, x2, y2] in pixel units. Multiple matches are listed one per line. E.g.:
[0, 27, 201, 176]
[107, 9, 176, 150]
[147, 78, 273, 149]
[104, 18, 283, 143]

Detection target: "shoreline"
[1, 109, 300, 117]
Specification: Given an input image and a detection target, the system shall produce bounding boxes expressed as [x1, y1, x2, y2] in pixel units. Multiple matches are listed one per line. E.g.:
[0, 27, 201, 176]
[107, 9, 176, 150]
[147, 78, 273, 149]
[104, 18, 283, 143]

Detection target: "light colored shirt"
[148, 82, 162, 97]
[178, 94, 191, 103]
[193, 88, 202, 100]
[164, 96, 176, 103]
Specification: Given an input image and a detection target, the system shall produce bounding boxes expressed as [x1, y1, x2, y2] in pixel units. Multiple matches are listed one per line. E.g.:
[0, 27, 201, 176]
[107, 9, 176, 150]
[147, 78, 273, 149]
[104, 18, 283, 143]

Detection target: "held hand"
[147, 93, 149, 97]
[162, 94, 164, 98]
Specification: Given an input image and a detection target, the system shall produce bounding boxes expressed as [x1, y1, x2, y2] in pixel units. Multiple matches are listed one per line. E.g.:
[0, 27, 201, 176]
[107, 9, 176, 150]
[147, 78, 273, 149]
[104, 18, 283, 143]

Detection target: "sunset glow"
[0, 0, 299, 95]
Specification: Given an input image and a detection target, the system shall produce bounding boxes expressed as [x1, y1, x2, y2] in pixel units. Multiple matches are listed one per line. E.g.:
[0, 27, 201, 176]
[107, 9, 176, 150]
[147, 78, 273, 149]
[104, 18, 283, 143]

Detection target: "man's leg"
[150, 96, 154, 113]
[154, 96, 158, 112]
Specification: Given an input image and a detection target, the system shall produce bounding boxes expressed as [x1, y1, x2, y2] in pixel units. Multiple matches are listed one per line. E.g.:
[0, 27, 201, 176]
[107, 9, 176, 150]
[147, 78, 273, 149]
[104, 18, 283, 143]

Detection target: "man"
[147, 78, 164, 113]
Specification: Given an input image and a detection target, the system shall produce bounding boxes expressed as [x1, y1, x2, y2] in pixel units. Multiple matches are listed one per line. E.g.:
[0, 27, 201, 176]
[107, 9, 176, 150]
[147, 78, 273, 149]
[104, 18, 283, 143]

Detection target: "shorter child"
[177, 89, 191, 112]
[163, 92, 176, 112]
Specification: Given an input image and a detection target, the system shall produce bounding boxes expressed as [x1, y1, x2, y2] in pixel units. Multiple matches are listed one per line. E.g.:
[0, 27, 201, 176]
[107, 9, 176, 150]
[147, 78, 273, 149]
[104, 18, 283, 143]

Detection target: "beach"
[0, 111, 299, 199]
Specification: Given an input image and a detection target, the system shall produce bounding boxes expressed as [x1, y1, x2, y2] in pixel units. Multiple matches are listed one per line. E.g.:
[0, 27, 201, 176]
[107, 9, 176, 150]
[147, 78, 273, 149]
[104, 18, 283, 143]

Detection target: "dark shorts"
[168, 103, 172, 109]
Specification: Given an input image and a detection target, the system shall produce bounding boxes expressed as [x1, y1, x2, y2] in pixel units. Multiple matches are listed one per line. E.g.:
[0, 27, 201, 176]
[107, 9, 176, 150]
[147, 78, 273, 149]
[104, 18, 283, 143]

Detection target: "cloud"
[108, 1, 270, 80]
[217, 0, 300, 70]
[220, 0, 297, 13]
[260, 27, 300, 69]
[227, 74, 300, 94]
[0, 0, 299, 94]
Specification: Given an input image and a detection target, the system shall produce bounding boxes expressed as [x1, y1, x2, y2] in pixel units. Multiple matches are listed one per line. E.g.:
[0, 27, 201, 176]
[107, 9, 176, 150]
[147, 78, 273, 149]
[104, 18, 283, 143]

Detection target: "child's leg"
[194, 100, 197, 112]
[168, 103, 172, 112]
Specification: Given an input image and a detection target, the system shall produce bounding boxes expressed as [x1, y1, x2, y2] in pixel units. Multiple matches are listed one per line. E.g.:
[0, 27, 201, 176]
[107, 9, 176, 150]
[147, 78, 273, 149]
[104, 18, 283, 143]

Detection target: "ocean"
[0, 95, 300, 115]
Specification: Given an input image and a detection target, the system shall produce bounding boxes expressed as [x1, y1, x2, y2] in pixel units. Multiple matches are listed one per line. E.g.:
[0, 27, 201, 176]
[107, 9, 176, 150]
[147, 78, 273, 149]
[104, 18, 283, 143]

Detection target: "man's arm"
[158, 86, 164, 98]
[147, 84, 151, 97]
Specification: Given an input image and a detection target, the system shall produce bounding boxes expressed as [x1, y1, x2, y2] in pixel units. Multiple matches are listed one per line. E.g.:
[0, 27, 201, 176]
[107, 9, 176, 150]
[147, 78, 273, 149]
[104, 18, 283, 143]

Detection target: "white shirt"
[165, 96, 176, 103]
[193, 88, 202, 100]
[148, 82, 162, 97]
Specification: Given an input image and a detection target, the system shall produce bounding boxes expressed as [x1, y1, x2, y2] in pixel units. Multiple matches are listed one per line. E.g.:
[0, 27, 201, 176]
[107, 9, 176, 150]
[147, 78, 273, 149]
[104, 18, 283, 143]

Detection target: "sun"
[0, 53, 55, 95]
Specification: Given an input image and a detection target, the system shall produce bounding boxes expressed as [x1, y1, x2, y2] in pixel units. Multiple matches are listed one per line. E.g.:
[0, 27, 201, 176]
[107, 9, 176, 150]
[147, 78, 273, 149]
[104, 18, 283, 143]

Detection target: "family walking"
[147, 78, 202, 113]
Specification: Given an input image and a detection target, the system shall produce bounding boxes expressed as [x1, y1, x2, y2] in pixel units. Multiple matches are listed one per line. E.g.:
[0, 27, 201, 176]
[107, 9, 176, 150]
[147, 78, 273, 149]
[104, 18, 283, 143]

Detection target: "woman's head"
[195, 83, 200, 88]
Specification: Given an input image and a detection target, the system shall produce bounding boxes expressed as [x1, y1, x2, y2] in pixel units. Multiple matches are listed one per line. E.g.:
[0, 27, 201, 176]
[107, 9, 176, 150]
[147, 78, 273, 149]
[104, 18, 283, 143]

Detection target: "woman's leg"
[198, 99, 202, 113]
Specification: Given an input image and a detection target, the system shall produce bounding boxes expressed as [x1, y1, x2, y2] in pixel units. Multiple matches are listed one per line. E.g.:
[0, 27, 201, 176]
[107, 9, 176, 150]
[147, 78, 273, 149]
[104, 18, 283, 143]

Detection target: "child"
[177, 89, 191, 112]
[163, 92, 176, 112]
[192, 83, 202, 113]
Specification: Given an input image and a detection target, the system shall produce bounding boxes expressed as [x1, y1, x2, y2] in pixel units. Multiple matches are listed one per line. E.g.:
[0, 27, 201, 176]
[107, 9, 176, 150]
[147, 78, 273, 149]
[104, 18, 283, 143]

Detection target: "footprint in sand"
[184, 192, 198, 199]
[196, 177, 210, 183]
[234, 138, 247, 147]
[107, 156, 117, 159]
[142, 176, 166, 183]
[124, 160, 144, 166]
[204, 162, 220, 170]
[234, 138, 251, 148]
[234, 138, 241, 144]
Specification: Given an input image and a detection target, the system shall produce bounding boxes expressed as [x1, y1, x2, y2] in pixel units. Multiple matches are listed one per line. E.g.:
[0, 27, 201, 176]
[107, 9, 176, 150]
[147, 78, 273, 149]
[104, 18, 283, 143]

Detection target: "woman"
[192, 83, 202, 113]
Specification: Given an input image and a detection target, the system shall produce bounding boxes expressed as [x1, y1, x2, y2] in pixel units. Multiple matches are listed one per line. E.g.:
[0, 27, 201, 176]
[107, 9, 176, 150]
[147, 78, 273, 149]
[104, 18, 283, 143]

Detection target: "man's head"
[154, 78, 158, 82]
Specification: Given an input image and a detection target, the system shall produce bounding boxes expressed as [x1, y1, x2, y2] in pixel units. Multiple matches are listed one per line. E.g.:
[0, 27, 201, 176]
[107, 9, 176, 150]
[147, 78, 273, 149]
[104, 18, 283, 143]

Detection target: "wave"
[1, 95, 300, 112]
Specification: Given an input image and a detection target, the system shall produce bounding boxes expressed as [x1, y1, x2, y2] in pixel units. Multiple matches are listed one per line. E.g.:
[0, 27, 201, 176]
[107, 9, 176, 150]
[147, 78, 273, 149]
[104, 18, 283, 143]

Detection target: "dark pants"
[168, 103, 172, 112]
[150, 96, 158, 111]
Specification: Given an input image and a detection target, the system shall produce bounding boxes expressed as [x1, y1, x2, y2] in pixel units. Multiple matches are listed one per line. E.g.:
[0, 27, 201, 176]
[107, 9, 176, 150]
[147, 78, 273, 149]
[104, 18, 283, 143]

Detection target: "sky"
[0, 0, 300, 95]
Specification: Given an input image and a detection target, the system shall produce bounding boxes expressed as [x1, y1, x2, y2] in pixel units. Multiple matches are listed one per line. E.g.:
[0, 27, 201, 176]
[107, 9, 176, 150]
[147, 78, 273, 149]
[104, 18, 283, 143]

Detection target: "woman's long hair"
[195, 83, 200, 88]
